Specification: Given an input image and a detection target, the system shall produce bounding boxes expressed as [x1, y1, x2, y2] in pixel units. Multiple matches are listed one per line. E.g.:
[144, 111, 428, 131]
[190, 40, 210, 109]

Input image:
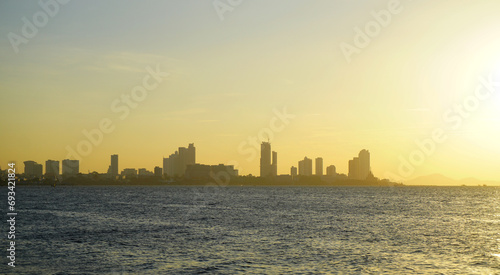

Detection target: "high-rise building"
[164, 143, 196, 178]
[178, 143, 195, 177]
[187, 143, 195, 166]
[62, 159, 79, 178]
[326, 165, 337, 177]
[154, 166, 162, 177]
[260, 142, 272, 177]
[358, 149, 370, 180]
[315, 157, 323, 176]
[109, 154, 118, 178]
[24, 161, 43, 179]
[165, 151, 179, 177]
[45, 160, 59, 178]
[272, 151, 278, 176]
[348, 157, 360, 179]
[298, 157, 312, 176]
[290, 166, 297, 180]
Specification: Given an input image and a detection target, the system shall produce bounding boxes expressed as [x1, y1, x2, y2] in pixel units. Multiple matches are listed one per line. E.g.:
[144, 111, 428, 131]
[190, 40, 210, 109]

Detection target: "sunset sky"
[1, 0, 500, 181]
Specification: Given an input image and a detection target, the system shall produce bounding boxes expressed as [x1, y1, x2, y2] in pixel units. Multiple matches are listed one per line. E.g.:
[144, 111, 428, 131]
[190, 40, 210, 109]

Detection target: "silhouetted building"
[298, 157, 312, 176]
[138, 168, 153, 177]
[121, 168, 137, 179]
[45, 160, 59, 178]
[348, 157, 360, 179]
[164, 143, 196, 177]
[272, 151, 278, 176]
[107, 154, 119, 179]
[62, 159, 79, 178]
[326, 165, 337, 177]
[163, 152, 176, 178]
[315, 157, 323, 176]
[211, 164, 238, 177]
[358, 149, 370, 180]
[185, 163, 238, 180]
[185, 164, 211, 180]
[154, 166, 162, 177]
[290, 166, 297, 180]
[24, 161, 43, 179]
[260, 142, 272, 177]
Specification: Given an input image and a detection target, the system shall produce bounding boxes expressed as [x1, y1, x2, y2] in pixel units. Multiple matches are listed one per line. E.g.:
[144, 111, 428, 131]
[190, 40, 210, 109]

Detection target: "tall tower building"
[24, 161, 43, 179]
[110, 154, 118, 178]
[358, 149, 370, 180]
[290, 166, 297, 180]
[62, 159, 79, 178]
[187, 143, 196, 165]
[260, 142, 272, 177]
[315, 157, 323, 176]
[348, 157, 360, 179]
[163, 143, 195, 178]
[45, 160, 60, 178]
[177, 143, 196, 177]
[298, 157, 312, 176]
[271, 151, 277, 176]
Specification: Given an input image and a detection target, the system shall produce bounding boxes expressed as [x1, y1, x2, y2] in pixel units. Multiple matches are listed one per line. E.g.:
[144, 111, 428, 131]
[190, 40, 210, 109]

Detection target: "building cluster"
[5, 143, 239, 182]
[261, 142, 370, 180]
[348, 149, 371, 180]
[162, 143, 195, 178]
[259, 142, 277, 177]
[21, 159, 79, 180]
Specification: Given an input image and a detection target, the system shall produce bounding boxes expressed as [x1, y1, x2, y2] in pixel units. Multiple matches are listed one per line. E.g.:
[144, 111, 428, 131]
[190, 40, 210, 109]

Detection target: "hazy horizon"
[2, 1, 500, 182]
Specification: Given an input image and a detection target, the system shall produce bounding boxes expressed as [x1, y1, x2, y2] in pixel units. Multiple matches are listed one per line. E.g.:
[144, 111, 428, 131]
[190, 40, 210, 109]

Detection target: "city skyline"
[9, 142, 368, 180]
[1, 1, 500, 181]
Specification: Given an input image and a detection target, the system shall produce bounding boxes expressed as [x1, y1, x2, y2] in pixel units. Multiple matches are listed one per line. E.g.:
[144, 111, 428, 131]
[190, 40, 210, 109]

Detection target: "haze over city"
[1, 0, 500, 181]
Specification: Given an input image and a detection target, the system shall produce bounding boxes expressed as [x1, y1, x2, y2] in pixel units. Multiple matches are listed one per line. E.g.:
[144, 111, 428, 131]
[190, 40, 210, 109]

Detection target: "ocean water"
[3, 186, 500, 274]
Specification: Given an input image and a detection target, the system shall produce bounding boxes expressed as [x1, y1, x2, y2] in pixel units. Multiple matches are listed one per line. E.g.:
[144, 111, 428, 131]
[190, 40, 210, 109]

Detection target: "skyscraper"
[164, 143, 196, 178]
[290, 166, 297, 180]
[154, 166, 162, 177]
[272, 151, 277, 176]
[24, 161, 43, 179]
[348, 157, 360, 179]
[62, 159, 79, 178]
[358, 149, 370, 180]
[260, 142, 272, 177]
[315, 157, 323, 176]
[178, 143, 195, 177]
[109, 154, 118, 178]
[298, 157, 312, 176]
[45, 160, 59, 178]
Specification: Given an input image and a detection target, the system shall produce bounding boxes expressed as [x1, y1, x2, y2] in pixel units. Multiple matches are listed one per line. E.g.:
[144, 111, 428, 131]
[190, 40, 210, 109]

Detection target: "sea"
[3, 186, 500, 274]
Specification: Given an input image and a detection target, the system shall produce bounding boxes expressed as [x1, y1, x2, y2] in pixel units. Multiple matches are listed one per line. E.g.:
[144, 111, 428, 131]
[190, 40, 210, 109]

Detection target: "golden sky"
[1, 0, 500, 181]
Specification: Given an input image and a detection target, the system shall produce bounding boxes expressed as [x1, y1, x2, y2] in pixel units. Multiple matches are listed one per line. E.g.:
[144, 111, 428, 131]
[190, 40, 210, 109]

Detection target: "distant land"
[405, 174, 500, 186]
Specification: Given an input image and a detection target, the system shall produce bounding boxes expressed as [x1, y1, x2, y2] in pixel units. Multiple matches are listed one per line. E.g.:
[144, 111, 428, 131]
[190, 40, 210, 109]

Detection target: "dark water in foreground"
[3, 186, 500, 274]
